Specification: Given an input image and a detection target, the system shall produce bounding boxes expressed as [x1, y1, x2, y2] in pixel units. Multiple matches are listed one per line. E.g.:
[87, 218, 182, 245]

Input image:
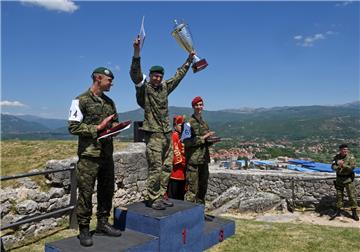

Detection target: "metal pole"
[1, 206, 75, 231]
[69, 163, 78, 229]
[0, 167, 74, 181]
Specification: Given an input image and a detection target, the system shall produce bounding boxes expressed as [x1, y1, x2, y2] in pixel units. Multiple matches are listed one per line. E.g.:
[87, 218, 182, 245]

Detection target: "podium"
[45, 229, 159, 252]
[202, 216, 235, 250]
[45, 199, 235, 251]
[114, 200, 204, 252]
[114, 199, 235, 252]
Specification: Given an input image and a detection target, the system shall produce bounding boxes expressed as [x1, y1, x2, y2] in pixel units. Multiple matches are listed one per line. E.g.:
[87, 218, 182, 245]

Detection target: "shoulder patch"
[68, 99, 83, 122]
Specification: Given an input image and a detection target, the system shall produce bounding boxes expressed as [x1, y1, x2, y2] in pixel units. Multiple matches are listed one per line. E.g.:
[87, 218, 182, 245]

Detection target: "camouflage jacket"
[130, 57, 190, 133]
[184, 114, 211, 165]
[331, 153, 356, 176]
[68, 89, 118, 158]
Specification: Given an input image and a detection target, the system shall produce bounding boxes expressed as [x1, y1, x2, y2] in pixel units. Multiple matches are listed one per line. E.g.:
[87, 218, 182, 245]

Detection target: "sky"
[1, 0, 359, 119]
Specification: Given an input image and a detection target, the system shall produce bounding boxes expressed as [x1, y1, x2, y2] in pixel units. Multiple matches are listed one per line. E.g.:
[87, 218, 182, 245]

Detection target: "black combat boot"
[161, 196, 174, 207]
[78, 225, 93, 247]
[329, 208, 341, 220]
[145, 199, 165, 210]
[351, 208, 359, 221]
[151, 199, 166, 210]
[96, 218, 122, 237]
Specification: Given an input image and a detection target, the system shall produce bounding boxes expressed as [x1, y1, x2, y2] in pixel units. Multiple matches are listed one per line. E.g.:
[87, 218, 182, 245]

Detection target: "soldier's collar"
[88, 89, 104, 102]
[149, 81, 164, 90]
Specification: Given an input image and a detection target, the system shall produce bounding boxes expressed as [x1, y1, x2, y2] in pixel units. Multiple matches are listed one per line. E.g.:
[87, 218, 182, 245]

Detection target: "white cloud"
[294, 31, 335, 47]
[21, 0, 79, 13]
[335, 1, 353, 7]
[0, 100, 27, 107]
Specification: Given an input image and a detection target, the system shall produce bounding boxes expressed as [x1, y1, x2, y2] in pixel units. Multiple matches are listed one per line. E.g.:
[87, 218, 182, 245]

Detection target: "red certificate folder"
[98, 120, 132, 140]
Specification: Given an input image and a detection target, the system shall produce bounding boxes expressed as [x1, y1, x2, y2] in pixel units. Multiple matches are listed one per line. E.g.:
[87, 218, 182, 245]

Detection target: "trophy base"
[192, 59, 208, 73]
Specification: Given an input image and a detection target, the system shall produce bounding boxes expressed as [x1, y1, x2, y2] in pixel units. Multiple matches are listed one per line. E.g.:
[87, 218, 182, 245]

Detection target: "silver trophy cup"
[172, 20, 208, 73]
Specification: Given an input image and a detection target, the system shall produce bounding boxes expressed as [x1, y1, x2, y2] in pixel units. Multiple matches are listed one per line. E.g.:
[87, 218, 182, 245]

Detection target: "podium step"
[114, 200, 204, 252]
[202, 216, 236, 250]
[45, 200, 235, 252]
[45, 228, 159, 252]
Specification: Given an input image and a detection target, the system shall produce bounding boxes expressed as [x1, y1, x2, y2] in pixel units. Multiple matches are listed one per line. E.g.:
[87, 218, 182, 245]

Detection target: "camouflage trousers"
[76, 156, 115, 226]
[334, 179, 358, 209]
[144, 132, 173, 202]
[184, 163, 209, 205]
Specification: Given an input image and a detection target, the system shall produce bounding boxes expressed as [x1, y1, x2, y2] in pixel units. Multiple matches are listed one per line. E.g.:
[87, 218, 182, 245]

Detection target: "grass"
[208, 218, 360, 252]
[0, 140, 129, 188]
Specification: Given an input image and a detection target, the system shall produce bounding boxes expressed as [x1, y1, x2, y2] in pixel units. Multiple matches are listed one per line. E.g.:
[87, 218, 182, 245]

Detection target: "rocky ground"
[220, 209, 360, 229]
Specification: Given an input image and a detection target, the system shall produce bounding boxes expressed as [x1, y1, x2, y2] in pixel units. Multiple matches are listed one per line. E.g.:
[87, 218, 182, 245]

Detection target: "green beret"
[92, 67, 114, 79]
[149, 65, 164, 75]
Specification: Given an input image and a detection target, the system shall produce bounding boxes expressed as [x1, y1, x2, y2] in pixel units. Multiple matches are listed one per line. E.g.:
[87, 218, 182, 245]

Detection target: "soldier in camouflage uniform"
[68, 67, 122, 247]
[184, 96, 215, 207]
[330, 144, 358, 221]
[130, 36, 194, 210]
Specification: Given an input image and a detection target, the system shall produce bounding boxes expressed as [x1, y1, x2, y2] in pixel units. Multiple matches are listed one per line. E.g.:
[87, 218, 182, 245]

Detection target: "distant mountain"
[1, 102, 359, 140]
[340, 100, 360, 110]
[206, 105, 360, 140]
[1, 114, 72, 140]
[17, 115, 67, 130]
[220, 107, 267, 113]
[1, 114, 50, 133]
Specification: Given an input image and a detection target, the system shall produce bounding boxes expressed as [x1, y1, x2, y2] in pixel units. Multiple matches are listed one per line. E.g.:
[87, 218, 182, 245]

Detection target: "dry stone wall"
[207, 168, 360, 211]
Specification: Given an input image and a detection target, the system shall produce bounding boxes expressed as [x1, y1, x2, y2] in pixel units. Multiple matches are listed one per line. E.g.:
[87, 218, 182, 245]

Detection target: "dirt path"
[221, 210, 360, 229]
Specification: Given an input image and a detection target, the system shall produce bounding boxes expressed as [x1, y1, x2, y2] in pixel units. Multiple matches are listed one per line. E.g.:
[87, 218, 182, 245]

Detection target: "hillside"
[1, 114, 50, 133]
[1, 102, 359, 140]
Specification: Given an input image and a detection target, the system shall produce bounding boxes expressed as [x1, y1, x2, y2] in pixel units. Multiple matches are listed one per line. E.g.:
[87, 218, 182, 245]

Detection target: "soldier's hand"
[187, 50, 196, 62]
[96, 114, 116, 132]
[203, 131, 215, 140]
[133, 36, 141, 57]
[337, 160, 344, 167]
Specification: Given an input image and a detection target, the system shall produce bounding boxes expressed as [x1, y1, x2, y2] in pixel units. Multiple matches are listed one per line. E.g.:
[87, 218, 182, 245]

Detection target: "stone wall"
[1, 178, 70, 250]
[207, 168, 360, 211]
[1, 143, 359, 250]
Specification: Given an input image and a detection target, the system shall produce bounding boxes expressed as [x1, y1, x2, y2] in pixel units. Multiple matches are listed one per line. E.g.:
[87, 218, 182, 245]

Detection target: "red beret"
[173, 115, 184, 125]
[191, 96, 203, 107]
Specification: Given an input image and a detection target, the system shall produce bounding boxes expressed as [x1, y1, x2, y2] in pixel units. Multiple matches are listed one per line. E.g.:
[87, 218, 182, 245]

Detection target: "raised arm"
[130, 36, 144, 84]
[166, 51, 195, 94]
